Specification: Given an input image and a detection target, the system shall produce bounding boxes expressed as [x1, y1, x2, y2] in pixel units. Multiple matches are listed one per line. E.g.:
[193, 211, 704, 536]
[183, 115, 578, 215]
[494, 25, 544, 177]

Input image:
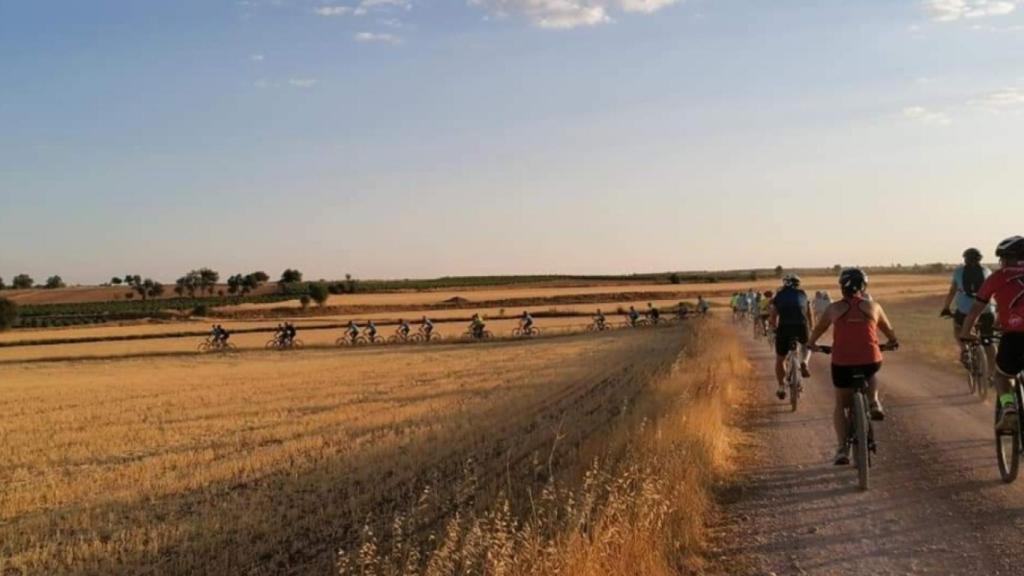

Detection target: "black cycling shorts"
[775, 324, 808, 357]
[996, 333, 1024, 376]
[831, 363, 882, 389]
[954, 311, 996, 339]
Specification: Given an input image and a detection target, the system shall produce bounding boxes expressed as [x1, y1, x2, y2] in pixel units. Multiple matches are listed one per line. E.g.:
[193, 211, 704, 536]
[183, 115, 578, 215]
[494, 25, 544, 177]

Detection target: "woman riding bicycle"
[808, 268, 899, 465]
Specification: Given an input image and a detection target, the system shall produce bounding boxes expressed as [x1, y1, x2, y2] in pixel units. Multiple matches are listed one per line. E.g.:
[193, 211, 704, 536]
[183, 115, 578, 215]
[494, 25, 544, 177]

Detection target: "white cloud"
[314, 5, 353, 16]
[903, 106, 952, 126]
[288, 78, 318, 88]
[924, 0, 1017, 22]
[354, 0, 412, 15]
[354, 31, 403, 44]
[469, 0, 681, 29]
[250, 53, 265, 62]
[970, 87, 1024, 112]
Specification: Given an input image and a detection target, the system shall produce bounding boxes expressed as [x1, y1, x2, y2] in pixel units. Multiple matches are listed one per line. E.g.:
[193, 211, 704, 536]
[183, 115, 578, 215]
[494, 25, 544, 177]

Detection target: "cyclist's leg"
[774, 327, 792, 390]
[994, 334, 1024, 428]
[980, 313, 997, 380]
[953, 311, 968, 357]
[833, 386, 854, 448]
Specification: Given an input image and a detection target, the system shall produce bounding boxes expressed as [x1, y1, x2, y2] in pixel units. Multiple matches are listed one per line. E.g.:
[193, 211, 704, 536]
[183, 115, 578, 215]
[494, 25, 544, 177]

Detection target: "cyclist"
[421, 316, 435, 339]
[210, 324, 221, 343]
[217, 324, 230, 344]
[284, 322, 297, 344]
[647, 302, 661, 324]
[398, 319, 411, 339]
[346, 320, 360, 343]
[520, 311, 534, 333]
[730, 293, 741, 320]
[594, 309, 607, 329]
[746, 289, 758, 314]
[770, 275, 815, 400]
[738, 291, 751, 321]
[960, 236, 1024, 432]
[366, 321, 378, 342]
[697, 295, 710, 316]
[941, 247, 996, 376]
[627, 305, 640, 327]
[808, 268, 899, 465]
[757, 290, 773, 336]
[676, 302, 690, 320]
[470, 313, 486, 338]
[274, 323, 285, 344]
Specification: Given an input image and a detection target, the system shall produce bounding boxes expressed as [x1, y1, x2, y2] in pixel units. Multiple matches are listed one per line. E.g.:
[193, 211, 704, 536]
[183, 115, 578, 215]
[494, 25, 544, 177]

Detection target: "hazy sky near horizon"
[1, 0, 1023, 284]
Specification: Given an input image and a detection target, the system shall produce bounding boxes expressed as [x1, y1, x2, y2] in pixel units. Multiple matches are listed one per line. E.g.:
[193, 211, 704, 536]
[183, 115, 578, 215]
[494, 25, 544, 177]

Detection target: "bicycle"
[388, 329, 413, 344]
[337, 332, 368, 346]
[198, 337, 236, 353]
[753, 316, 770, 341]
[815, 342, 899, 491]
[266, 335, 304, 350]
[782, 340, 806, 412]
[587, 319, 612, 332]
[512, 325, 541, 338]
[413, 327, 441, 342]
[962, 334, 1024, 484]
[621, 316, 650, 329]
[946, 316, 994, 399]
[463, 327, 493, 341]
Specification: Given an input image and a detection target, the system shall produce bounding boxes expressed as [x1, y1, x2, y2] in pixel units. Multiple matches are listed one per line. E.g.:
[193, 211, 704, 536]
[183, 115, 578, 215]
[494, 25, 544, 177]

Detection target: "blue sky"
[2, 0, 1023, 283]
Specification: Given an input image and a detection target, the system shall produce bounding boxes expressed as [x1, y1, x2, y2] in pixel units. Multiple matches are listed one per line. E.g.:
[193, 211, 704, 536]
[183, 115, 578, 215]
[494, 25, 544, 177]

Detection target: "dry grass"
[336, 321, 750, 576]
[883, 295, 960, 370]
[0, 326, 702, 574]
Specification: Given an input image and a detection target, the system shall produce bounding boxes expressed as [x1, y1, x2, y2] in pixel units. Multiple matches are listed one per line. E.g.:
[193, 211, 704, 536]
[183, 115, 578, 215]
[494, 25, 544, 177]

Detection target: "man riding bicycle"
[961, 236, 1024, 432]
[809, 268, 898, 465]
[366, 321, 378, 341]
[520, 311, 534, 333]
[398, 319, 411, 338]
[647, 302, 661, 324]
[677, 302, 690, 320]
[346, 320, 360, 343]
[421, 316, 434, 336]
[627, 306, 640, 326]
[942, 247, 997, 378]
[770, 275, 814, 400]
[594, 309, 607, 329]
[470, 313, 486, 337]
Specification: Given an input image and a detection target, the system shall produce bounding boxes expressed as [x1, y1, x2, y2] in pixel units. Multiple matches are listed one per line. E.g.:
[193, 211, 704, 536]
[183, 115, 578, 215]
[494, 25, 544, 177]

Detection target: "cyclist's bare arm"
[769, 307, 779, 329]
[807, 304, 835, 346]
[941, 281, 958, 312]
[874, 302, 898, 343]
[805, 301, 816, 330]
[959, 300, 988, 340]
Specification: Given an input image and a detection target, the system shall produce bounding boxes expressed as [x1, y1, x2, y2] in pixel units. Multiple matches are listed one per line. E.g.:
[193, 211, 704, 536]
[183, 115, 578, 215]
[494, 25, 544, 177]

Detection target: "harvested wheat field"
[0, 320, 749, 575]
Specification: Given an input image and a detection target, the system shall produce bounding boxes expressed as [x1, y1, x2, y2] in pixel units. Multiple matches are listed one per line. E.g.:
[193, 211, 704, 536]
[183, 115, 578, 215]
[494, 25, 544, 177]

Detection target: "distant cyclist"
[594, 309, 607, 329]
[627, 305, 640, 326]
[398, 319, 411, 338]
[941, 247, 996, 376]
[697, 295, 710, 316]
[961, 236, 1024, 432]
[808, 268, 899, 465]
[284, 322, 297, 344]
[346, 320, 360, 343]
[757, 291, 773, 336]
[366, 321, 378, 341]
[770, 275, 814, 400]
[421, 316, 435, 339]
[647, 302, 661, 324]
[470, 313, 486, 338]
[520, 311, 534, 333]
[677, 302, 690, 320]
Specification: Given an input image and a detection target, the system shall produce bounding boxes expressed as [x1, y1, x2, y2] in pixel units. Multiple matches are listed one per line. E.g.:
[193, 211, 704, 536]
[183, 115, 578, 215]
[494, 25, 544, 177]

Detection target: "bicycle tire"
[512, 328, 524, 337]
[265, 339, 279, 349]
[788, 355, 800, 412]
[853, 393, 871, 491]
[966, 349, 978, 395]
[975, 346, 989, 400]
[198, 342, 210, 352]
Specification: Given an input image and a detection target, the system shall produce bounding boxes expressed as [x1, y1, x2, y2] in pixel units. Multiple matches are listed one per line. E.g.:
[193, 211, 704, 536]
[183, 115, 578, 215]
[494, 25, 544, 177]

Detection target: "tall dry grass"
[337, 320, 750, 576]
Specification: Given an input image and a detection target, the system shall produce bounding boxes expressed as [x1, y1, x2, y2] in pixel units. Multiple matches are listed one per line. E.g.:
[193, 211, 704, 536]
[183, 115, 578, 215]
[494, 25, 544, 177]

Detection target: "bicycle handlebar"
[813, 342, 899, 355]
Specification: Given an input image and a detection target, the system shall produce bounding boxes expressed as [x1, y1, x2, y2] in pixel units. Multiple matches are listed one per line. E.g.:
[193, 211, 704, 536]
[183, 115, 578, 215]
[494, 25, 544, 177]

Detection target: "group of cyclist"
[738, 235, 1024, 466]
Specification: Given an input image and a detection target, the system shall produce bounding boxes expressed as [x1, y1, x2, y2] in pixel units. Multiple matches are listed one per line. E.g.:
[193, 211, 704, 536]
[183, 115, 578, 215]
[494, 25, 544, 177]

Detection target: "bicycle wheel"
[965, 349, 978, 395]
[291, 339, 304, 349]
[789, 374, 800, 412]
[996, 384, 1023, 483]
[974, 346, 989, 400]
[482, 330, 493, 340]
[853, 393, 871, 490]
[198, 342, 210, 352]
[512, 328, 524, 337]
[265, 339, 279, 349]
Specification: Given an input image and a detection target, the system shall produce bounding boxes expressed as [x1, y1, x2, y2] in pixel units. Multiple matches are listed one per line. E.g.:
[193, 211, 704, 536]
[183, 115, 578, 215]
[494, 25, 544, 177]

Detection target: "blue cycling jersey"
[772, 287, 808, 326]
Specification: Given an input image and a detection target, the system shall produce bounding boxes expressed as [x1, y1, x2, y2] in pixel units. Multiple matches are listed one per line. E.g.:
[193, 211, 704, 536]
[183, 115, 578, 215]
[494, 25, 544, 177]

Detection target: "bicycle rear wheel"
[996, 385, 1022, 483]
[853, 393, 871, 491]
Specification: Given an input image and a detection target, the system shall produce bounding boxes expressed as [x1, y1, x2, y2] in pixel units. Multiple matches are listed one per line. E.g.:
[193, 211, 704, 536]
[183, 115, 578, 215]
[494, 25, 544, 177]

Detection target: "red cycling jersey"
[832, 296, 883, 366]
[976, 266, 1024, 333]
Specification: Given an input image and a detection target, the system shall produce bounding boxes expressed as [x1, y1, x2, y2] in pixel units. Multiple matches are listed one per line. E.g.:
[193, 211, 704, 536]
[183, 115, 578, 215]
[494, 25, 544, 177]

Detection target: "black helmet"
[995, 236, 1024, 259]
[783, 274, 801, 288]
[839, 268, 868, 294]
[963, 247, 983, 263]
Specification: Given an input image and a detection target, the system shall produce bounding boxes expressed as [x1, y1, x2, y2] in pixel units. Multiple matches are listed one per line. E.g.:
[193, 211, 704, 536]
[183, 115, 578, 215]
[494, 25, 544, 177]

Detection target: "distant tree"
[773, 266, 784, 279]
[173, 284, 185, 297]
[299, 294, 311, 310]
[748, 270, 759, 281]
[251, 271, 270, 283]
[147, 281, 165, 299]
[832, 264, 842, 273]
[175, 271, 201, 298]
[12, 274, 34, 289]
[308, 282, 330, 307]
[240, 274, 260, 295]
[669, 272, 681, 285]
[45, 275, 66, 289]
[110, 277, 123, 285]
[280, 269, 303, 284]
[0, 298, 18, 331]
[344, 273, 358, 294]
[227, 274, 243, 295]
[0, 277, 5, 290]
[198, 268, 219, 296]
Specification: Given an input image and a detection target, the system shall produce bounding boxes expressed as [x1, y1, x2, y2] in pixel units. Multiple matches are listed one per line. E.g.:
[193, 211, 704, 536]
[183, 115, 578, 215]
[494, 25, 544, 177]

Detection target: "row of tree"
[0, 275, 66, 290]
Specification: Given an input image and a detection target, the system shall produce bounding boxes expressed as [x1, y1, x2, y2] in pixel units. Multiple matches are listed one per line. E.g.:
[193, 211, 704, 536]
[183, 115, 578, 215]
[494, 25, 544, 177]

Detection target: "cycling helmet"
[995, 236, 1024, 259]
[839, 268, 869, 294]
[962, 247, 983, 263]
[783, 274, 801, 288]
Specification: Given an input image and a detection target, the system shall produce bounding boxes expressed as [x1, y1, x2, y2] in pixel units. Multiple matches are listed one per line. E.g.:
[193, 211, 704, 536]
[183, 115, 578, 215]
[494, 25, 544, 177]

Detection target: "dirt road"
[714, 329, 1024, 575]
